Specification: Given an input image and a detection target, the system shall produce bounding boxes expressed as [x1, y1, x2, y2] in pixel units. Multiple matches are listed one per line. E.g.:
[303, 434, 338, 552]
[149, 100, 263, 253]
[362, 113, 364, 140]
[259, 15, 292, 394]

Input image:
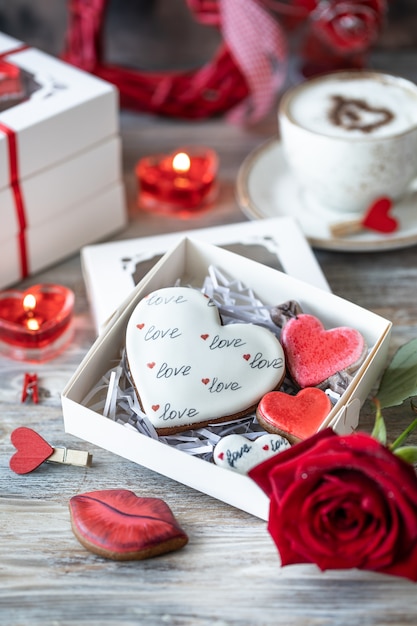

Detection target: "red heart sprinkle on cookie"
[136, 323, 145, 330]
[281, 314, 366, 388]
[10, 427, 54, 474]
[152, 404, 160, 412]
[243, 354, 250, 361]
[147, 362, 155, 369]
[362, 197, 397, 233]
[257, 388, 332, 444]
[201, 334, 209, 340]
[201, 378, 210, 385]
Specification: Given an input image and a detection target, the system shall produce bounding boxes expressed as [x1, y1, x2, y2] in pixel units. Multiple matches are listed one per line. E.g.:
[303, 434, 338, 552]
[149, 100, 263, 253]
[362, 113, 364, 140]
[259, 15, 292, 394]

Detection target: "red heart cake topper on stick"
[330, 197, 398, 238]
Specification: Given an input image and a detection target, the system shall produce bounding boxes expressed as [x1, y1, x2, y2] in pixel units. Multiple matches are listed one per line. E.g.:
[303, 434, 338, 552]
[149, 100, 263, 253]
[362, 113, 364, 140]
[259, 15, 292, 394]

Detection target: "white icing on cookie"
[125, 287, 285, 432]
[214, 433, 291, 474]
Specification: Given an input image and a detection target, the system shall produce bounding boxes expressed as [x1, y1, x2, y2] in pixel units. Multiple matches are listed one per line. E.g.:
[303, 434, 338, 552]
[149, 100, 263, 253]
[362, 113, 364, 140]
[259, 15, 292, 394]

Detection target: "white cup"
[278, 70, 417, 214]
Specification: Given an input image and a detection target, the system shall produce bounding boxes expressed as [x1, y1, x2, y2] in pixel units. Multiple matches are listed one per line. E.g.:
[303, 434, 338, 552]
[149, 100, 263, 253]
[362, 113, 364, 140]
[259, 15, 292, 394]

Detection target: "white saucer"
[236, 138, 417, 252]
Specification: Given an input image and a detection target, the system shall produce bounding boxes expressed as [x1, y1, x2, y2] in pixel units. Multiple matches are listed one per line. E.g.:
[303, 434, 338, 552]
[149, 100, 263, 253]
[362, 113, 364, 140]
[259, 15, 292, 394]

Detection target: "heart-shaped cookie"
[10, 427, 54, 474]
[125, 287, 286, 434]
[213, 433, 290, 474]
[256, 388, 332, 444]
[281, 314, 366, 388]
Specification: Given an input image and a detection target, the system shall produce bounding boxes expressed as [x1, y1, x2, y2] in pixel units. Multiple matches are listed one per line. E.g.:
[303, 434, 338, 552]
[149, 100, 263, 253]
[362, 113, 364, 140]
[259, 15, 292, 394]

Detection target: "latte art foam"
[289, 77, 417, 138]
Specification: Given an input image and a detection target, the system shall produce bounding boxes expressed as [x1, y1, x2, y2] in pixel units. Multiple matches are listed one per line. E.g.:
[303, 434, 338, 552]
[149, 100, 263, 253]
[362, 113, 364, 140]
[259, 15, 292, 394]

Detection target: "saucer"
[236, 138, 417, 252]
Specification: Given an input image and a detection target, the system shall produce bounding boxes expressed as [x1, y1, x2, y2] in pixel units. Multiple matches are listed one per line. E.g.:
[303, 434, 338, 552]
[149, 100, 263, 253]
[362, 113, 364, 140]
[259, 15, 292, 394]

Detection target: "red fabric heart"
[362, 197, 397, 233]
[281, 314, 366, 388]
[69, 489, 188, 560]
[257, 388, 332, 444]
[10, 427, 54, 474]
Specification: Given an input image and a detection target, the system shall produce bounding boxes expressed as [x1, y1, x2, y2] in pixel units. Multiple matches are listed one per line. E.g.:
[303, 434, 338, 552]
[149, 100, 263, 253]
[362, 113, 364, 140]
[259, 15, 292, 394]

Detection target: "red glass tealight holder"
[0, 284, 75, 362]
[136, 146, 218, 216]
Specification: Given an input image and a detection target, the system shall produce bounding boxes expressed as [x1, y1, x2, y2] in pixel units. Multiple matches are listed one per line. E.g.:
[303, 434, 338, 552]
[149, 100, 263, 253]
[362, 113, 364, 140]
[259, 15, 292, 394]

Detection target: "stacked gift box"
[0, 32, 127, 289]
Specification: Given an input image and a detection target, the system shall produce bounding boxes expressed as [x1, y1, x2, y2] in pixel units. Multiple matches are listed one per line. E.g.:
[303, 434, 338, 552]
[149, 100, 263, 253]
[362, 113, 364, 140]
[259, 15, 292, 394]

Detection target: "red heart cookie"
[69, 489, 188, 560]
[10, 427, 54, 474]
[256, 388, 332, 444]
[281, 314, 366, 388]
[362, 197, 397, 234]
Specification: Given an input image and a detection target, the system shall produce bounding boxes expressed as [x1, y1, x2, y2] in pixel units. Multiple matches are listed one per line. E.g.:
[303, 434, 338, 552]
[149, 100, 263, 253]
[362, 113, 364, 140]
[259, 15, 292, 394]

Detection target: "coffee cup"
[278, 70, 417, 214]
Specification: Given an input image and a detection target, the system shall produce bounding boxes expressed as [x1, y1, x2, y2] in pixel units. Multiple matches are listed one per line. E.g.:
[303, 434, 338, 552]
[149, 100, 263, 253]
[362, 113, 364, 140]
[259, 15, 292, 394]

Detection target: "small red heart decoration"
[152, 404, 160, 412]
[200, 334, 209, 340]
[147, 362, 155, 369]
[10, 427, 54, 474]
[137, 323, 145, 330]
[281, 314, 366, 388]
[201, 378, 210, 385]
[362, 197, 397, 233]
[257, 388, 332, 444]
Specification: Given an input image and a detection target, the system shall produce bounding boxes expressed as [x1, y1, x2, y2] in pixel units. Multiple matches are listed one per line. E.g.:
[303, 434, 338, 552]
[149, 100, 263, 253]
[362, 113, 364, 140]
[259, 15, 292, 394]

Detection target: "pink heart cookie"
[213, 433, 290, 474]
[256, 388, 332, 444]
[281, 314, 367, 388]
[126, 287, 286, 435]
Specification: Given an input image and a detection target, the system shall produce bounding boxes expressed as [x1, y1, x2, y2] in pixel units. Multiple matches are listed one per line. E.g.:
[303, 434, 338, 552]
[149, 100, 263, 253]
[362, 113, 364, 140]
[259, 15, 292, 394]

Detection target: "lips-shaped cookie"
[256, 388, 332, 444]
[125, 287, 285, 435]
[281, 314, 367, 388]
[213, 433, 290, 474]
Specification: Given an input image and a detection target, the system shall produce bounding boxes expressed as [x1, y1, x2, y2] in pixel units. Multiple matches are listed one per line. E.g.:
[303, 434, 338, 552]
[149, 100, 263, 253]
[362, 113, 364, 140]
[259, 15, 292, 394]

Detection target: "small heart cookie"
[281, 314, 367, 388]
[256, 388, 332, 444]
[125, 287, 285, 435]
[213, 433, 290, 474]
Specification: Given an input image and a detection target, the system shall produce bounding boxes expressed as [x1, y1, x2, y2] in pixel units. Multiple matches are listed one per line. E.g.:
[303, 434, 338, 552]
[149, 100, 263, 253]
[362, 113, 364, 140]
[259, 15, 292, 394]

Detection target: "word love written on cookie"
[125, 287, 285, 434]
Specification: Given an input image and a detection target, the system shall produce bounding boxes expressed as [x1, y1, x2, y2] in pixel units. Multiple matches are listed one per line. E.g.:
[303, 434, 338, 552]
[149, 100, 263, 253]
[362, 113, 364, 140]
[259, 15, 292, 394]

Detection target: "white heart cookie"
[214, 433, 291, 474]
[125, 287, 285, 434]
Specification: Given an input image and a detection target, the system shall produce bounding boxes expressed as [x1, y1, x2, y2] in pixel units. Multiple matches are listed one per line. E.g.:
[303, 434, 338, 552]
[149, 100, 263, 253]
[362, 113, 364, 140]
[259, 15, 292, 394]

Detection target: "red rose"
[249, 428, 417, 580]
[311, 0, 386, 54]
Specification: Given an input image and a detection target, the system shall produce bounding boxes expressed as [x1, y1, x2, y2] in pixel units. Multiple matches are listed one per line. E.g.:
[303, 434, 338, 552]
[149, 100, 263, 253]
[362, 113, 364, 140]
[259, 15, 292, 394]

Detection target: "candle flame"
[23, 294, 36, 311]
[172, 152, 191, 174]
[26, 318, 40, 331]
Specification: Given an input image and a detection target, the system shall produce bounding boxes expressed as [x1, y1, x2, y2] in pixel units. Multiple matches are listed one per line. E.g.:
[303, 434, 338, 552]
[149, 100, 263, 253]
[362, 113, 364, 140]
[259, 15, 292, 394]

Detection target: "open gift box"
[0, 32, 126, 288]
[62, 238, 392, 520]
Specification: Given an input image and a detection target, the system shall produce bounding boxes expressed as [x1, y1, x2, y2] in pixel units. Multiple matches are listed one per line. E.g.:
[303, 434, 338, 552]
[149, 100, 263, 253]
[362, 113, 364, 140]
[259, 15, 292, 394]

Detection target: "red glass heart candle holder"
[0, 284, 75, 362]
[136, 146, 218, 217]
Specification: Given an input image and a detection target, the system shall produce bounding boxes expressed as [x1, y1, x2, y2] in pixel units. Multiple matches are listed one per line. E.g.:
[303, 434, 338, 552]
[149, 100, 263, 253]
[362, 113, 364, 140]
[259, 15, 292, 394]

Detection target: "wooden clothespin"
[21, 373, 39, 404]
[330, 197, 398, 238]
[9, 426, 93, 475]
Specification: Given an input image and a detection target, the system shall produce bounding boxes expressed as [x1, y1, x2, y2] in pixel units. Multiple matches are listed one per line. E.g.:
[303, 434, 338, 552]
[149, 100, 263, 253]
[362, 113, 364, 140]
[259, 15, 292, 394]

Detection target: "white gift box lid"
[82, 216, 331, 333]
[0, 135, 122, 240]
[62, 237, 392, 519]
[1, 180, 126, 290]
[0, 32, 118, 190]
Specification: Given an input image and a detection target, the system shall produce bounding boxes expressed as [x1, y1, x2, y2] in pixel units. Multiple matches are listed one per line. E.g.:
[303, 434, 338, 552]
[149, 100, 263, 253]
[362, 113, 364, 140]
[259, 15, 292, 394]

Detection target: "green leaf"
[371, 400, 387, 445]
[393, 446, 417, 465]
[375, 338, 417, 408]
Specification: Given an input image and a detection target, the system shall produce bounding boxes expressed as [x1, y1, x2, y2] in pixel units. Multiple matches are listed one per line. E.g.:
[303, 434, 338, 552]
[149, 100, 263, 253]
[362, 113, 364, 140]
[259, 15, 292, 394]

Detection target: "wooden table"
[2, 52, 417, 625]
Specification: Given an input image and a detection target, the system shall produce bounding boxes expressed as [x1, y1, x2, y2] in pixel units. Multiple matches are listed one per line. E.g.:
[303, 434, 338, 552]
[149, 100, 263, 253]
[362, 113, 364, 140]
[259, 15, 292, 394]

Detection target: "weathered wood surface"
[1, 42, 417, 624]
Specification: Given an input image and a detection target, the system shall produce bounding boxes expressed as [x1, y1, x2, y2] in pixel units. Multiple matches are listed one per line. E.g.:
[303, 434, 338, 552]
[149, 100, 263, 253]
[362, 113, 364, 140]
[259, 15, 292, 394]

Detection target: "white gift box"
[62, 237, 392, 520]
[0, 32, 127, 287]
[81, 216, 331, 333]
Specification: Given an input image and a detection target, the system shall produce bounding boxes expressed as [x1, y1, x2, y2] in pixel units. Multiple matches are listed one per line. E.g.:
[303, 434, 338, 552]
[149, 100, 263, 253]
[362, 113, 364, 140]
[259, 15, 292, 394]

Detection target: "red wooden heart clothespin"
[9, 427, 93, 474]
[21, 373, 39, 403]
[330, 197, 398, 238]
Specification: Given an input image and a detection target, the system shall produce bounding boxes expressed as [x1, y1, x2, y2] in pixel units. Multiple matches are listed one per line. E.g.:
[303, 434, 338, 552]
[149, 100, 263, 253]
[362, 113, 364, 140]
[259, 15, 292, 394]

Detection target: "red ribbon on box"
[0, 44, 30, 280]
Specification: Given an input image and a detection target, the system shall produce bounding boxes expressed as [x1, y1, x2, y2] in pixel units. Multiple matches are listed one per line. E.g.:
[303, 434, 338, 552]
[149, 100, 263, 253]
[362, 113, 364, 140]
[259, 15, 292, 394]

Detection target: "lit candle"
[0, 284, 75, 362]
[136, 146, 218, 215]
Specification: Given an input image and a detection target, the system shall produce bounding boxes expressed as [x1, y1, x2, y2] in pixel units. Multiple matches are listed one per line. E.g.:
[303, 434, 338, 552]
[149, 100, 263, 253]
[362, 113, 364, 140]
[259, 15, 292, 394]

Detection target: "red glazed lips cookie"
[69, 489, 188, 560]
[125, 287, 285, 435]
[281, 313, 367, 388]
[256, 388, 332, 444]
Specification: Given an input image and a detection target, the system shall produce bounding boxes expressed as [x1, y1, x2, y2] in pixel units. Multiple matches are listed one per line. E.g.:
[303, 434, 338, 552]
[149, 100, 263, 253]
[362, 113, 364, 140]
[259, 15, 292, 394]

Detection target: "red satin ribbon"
[0, 44, 30, 279]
